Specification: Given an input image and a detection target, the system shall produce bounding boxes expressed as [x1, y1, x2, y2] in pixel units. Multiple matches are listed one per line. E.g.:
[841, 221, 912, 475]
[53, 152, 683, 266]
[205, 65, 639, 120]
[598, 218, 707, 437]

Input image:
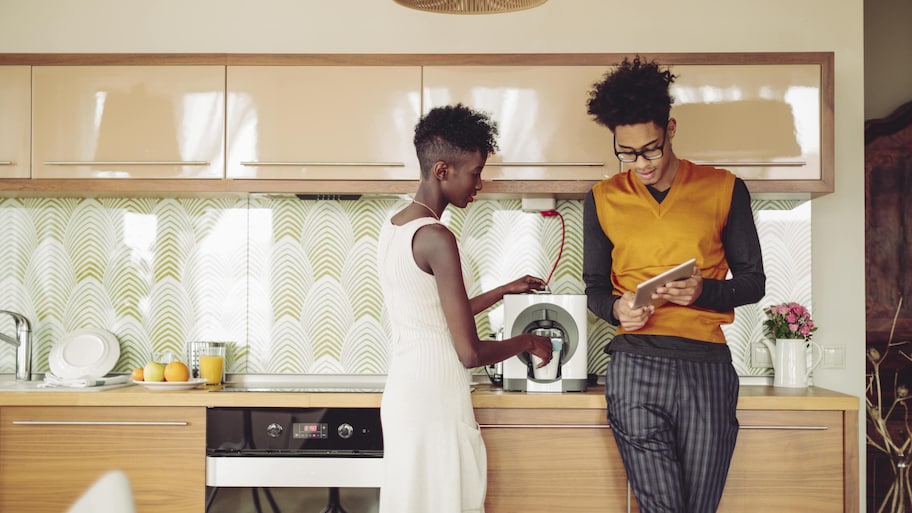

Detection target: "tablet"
[631, 258, 697, 308]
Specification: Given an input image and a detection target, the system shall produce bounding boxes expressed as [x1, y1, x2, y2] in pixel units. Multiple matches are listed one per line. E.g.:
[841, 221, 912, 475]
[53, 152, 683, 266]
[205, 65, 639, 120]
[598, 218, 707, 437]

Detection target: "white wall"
[0, 0, 867, 509]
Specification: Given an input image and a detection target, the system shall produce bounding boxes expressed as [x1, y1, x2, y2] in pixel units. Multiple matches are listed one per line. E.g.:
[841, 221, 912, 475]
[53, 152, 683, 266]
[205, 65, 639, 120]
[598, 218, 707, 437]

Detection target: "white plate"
[132, 378, 207, 391]
[49, 328, 120, 379]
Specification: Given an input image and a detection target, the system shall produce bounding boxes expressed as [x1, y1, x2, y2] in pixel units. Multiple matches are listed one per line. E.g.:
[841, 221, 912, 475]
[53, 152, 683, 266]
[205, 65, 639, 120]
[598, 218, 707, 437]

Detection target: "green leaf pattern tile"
[0, 196, 809, 379]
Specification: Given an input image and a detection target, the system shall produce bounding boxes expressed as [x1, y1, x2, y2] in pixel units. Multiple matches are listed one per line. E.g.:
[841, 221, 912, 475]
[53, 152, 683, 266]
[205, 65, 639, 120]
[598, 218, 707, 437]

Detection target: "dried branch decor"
[867, 296, 912, 513]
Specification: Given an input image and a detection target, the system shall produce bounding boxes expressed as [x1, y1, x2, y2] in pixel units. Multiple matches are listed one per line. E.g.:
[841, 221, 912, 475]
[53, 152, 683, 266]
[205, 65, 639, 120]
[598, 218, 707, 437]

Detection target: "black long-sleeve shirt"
[583, 176, 766, 360]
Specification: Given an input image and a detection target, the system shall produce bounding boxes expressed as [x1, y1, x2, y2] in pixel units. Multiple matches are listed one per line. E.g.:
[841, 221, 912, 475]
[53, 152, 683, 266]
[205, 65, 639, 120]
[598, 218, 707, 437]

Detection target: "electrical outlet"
[521, 195, 556, 211]
[750, 341, 772, 368]
[821, 345, 846, 369]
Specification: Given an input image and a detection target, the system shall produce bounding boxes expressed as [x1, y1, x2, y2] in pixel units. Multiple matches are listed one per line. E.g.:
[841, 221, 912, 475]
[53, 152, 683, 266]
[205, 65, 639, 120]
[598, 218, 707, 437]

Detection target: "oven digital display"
[293, 422, 329, 439]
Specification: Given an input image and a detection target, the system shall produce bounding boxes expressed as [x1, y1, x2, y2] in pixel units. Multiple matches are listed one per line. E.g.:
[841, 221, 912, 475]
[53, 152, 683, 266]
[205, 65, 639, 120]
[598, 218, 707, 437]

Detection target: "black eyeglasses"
[614, 128, 667, 163]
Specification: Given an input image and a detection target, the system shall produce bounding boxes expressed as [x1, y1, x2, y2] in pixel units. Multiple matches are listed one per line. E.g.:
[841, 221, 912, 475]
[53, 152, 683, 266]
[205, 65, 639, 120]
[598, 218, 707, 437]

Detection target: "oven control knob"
[337, 423, 354, 439]
[266, 422, 284, 438]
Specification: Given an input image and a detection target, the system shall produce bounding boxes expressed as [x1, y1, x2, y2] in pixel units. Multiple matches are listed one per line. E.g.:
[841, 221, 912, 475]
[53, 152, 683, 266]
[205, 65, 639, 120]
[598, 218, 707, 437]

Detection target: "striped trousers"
[604, 351, 740, 513]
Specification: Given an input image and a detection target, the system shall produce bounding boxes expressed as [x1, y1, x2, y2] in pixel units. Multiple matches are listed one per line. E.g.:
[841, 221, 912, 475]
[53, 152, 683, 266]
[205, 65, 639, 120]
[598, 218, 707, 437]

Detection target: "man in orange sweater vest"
[583, 56, 766, 513]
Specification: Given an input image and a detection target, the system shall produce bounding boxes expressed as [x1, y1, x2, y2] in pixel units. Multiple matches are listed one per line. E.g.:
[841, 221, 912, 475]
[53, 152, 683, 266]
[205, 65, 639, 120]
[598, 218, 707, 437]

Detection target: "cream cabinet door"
[669, 64, 822, 181]
[32, 66, 225, 179]
[423, 66, 616, 181]
[226, 66, 421, 180]
[0, 66, 30, 179]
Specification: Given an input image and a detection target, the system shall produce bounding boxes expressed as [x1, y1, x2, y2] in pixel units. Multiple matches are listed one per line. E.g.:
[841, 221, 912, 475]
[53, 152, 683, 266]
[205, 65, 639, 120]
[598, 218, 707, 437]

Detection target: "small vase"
[771, 338, 824, 388]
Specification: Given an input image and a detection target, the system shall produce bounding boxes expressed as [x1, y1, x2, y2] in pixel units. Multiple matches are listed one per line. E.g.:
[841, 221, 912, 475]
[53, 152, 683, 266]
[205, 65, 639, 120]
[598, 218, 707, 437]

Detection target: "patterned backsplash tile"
[0, 195, 809, 378]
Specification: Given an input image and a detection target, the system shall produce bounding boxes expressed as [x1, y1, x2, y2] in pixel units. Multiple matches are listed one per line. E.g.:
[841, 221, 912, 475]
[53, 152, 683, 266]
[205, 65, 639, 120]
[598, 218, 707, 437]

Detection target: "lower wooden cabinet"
[0, 397, 856, 513]
[719, 410, 848, 513]
[477, 408, 631, 512]
[478, 407, 855, 513]
[0, 406, 205, 513]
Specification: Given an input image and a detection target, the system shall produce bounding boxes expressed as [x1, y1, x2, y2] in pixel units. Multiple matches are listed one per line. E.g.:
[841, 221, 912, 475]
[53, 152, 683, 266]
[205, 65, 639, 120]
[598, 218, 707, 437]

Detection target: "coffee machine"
[502, 294, 588, 392]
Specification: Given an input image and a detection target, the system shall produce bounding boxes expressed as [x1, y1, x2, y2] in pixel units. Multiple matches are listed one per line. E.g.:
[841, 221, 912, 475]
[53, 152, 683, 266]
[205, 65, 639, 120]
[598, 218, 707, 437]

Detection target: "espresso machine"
[502, 294, 588, 392]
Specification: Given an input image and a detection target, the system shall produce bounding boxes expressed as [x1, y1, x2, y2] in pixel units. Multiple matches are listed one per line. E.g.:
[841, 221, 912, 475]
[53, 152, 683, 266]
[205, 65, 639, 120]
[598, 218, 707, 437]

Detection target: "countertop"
[0, 383, 859, 411]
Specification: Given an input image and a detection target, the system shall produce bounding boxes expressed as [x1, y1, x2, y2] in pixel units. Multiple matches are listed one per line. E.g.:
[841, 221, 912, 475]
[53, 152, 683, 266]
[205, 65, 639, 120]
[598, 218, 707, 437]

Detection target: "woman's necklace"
[411, 199, 440, 221]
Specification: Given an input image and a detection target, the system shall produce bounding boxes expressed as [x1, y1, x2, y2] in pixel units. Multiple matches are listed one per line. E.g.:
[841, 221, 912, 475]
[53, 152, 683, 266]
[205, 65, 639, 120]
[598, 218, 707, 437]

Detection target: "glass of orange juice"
[198, 344, 226, 385]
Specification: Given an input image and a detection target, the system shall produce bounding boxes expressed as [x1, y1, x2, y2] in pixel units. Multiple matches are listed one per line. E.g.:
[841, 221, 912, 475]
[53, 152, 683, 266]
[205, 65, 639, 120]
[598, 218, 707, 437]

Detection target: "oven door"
[205, 407, 383, 512]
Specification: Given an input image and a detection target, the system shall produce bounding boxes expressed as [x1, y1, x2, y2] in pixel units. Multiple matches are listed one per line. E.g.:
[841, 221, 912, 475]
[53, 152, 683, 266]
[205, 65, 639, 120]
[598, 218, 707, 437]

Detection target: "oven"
[206, 407, 383, 513]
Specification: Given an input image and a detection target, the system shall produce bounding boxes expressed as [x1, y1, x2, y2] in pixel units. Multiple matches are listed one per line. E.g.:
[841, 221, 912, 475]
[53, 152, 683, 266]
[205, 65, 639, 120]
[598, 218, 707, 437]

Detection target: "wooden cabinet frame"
[0, 52, 834, 198]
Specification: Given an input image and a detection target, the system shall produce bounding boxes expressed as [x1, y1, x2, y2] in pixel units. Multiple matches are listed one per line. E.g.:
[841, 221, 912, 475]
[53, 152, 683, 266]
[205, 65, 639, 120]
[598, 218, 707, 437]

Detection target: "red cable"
[540, 210, 564, 286]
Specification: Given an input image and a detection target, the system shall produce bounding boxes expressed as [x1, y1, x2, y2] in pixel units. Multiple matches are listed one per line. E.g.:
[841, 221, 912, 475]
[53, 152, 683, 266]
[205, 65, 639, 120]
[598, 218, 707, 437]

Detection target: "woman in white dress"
[376, 104, 555, 513]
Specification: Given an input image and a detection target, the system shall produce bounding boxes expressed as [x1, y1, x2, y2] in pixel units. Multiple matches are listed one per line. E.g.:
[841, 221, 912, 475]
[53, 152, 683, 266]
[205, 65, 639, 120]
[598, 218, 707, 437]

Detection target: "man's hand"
[655, 268, 703, 306]
[614, 291, 654, 331]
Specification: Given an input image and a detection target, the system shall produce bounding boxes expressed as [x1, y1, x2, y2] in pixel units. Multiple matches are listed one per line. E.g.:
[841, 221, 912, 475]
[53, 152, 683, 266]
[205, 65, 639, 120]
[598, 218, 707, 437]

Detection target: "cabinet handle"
[479, 424, 826, 430]
[486, 162, 605, 167]
[0, 161, 12, 165]
[240, 161, 405, 167]
[44, 161, 210, 166]
[12, 420, 189, 426]
[479, 424, 611, 429]
[691, 160, 806, 167]
[739, 425, 828, 430]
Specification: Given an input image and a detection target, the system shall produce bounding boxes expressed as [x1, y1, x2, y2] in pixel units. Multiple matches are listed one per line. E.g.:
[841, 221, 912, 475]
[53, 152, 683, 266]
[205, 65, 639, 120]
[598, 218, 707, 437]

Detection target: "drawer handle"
[45, 161, 210, 166]
[0, 161, 12, 165]
[739, 425, 828, 430]
[241, 161, 406, 167]
[486, 162, 605, 167]
[12, 420, 189, 426]
[479, 424, 611, 429]
[691, 160, 807, 167]
[480, 424, 827, 430]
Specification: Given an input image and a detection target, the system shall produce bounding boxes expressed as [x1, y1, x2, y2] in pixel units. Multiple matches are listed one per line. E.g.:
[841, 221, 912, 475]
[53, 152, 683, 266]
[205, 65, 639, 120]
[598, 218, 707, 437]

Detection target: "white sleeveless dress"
[376, 217, 487, 513]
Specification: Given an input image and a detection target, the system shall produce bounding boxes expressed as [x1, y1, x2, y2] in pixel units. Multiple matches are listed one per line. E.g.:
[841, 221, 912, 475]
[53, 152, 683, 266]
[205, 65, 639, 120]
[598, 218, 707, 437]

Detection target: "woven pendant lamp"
[394, 0, 549, 14]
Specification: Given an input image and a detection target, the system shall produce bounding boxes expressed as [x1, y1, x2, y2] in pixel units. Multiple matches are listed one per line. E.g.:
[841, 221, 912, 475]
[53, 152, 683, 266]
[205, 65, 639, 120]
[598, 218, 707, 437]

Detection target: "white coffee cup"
[531, 340, 563, 380]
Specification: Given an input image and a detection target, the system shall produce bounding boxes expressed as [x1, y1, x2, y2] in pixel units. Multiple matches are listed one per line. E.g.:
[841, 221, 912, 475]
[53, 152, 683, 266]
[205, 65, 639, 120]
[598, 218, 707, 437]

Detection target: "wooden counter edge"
[0, 384, 858, 411]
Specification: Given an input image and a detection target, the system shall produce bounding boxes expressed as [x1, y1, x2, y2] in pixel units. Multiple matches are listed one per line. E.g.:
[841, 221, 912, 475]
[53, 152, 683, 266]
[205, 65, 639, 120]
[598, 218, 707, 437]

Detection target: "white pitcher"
[760, 338, 824, 388]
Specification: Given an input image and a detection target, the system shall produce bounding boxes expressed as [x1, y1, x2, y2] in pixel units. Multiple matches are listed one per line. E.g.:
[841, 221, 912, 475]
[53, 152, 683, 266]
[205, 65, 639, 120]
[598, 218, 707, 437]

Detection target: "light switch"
[821, 345, 846, 369]
[750, 341, 772, 368]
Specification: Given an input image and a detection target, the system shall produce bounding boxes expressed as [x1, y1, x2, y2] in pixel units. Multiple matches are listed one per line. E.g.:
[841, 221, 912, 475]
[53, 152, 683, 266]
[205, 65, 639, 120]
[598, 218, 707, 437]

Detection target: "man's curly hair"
[587, 56, 677, 132]
[414, 103, 499, 177]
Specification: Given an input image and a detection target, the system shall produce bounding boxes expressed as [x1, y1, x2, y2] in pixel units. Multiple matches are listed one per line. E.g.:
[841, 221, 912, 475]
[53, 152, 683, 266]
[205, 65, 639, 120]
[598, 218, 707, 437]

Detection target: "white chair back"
[65, 470, 136, 513]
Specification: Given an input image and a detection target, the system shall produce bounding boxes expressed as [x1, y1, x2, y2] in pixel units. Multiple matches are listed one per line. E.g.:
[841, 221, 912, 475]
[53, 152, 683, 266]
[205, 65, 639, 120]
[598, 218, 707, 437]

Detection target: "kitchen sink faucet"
[0, 310, 32, 381]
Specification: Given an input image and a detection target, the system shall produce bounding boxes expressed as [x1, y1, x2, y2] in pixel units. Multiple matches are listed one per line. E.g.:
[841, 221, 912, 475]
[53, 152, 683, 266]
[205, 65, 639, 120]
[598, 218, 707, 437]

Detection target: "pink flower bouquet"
[763, 302, 817, 342]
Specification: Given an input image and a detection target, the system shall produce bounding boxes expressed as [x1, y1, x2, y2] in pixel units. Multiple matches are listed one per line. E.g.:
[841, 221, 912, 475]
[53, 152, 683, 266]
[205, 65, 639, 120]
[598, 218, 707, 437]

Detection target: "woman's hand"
[525, 333, 554, 367]
[504, 275, 547, 294]
[614, 291, 654, 331]
[470, 275, 547, 315]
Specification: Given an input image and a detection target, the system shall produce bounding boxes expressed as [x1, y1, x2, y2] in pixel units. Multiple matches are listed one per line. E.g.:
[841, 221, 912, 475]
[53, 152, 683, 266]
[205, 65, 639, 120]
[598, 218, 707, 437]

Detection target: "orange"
[163, 361, 190, 382]
[131, 367, 144, 381]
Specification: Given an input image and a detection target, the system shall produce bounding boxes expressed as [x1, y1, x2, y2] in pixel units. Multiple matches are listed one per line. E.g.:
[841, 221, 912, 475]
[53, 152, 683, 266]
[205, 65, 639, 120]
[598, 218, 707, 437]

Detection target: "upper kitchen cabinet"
[226, 66, 421, 180]
[32, 66, 225, 179]
[669, 63, 831, 194]
[422, 66, 614, 182]
[0, 66, 30, 179]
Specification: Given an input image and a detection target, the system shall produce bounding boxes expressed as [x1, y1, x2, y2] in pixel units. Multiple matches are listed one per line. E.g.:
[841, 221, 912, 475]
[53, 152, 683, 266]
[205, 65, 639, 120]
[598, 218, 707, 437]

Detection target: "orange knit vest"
[592, 160, 736, 343]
